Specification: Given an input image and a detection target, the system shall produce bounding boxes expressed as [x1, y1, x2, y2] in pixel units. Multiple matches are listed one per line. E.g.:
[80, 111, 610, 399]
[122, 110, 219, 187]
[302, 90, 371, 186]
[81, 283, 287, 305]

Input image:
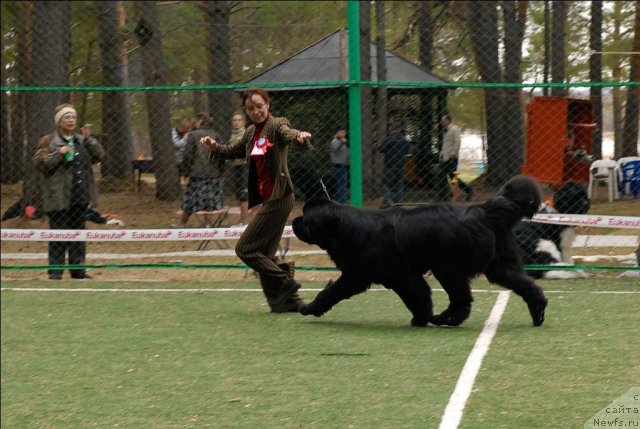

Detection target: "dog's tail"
[485, 175, 542, 227]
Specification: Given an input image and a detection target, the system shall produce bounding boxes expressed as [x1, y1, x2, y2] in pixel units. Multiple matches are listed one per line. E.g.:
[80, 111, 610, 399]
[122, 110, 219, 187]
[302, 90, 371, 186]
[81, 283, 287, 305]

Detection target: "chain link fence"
[1, 1, 639, 279]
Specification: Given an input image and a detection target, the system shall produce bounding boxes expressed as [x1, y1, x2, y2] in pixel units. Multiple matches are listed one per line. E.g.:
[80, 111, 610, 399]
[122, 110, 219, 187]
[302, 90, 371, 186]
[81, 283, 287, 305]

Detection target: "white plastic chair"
[588, 159, 618, 202]
[614, 156, 640, 197]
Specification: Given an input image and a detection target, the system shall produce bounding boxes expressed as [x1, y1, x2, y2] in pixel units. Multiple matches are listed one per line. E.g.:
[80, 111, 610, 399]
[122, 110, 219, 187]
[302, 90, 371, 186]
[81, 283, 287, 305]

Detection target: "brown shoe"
[272, 279, 301, 305]
[274, 261, 305, 308]
[259, 261, 306, 312]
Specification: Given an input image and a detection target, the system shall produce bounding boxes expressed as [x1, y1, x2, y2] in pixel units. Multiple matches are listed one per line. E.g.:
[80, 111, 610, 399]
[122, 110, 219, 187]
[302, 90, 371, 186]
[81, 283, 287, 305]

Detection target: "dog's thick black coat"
[292, 175, 548, 327]
[515, 182, 590, 279]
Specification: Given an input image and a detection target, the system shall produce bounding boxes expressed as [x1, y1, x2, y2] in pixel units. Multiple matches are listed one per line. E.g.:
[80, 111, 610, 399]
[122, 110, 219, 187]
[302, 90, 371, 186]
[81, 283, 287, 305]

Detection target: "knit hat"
[54, 106, 77, 125]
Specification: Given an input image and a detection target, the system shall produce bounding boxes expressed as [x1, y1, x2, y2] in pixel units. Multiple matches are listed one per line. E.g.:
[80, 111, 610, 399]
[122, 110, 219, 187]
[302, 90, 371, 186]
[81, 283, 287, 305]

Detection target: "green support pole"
[347, 0, 363, 207]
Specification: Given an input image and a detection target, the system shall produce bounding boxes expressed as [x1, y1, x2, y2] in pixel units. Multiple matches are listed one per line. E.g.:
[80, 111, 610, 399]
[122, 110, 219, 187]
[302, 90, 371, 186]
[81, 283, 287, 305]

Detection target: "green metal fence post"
[347, 0, 363, 207]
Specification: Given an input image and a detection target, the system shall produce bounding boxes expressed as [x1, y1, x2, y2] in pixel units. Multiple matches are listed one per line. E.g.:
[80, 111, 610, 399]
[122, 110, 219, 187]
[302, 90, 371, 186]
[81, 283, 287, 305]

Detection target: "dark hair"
[242, 87, 270, 106]
[192, 112, 210, 129]
[442, 114, 452, 122]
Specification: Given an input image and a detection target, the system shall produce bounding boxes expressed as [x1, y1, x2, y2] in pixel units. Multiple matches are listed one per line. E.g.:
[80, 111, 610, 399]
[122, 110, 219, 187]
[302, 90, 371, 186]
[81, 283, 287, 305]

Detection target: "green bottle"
[64, 139, 75, 161]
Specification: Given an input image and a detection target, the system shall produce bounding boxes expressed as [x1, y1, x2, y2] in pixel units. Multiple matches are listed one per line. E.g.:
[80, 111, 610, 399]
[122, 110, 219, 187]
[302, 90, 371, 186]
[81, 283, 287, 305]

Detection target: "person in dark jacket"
[33, 103, 105, 280]
[377, 121, 409, 208]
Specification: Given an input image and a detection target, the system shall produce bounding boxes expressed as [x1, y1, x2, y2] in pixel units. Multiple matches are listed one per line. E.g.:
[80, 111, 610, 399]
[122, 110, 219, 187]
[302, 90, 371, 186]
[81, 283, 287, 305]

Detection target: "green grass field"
[2, 278, 639, 429]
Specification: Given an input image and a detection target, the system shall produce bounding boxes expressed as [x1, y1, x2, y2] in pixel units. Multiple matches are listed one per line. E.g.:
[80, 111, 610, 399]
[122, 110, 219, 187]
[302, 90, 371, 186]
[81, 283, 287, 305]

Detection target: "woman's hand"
[81, 124, 91, 139]
[59, 145, 73, 155]
[200, 136, 218, 150]
[296, 131, 312, 143]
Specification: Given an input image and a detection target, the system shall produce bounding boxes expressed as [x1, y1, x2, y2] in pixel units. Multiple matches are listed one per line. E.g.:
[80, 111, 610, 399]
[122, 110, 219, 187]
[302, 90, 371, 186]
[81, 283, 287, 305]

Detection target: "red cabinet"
[522, 96, 595, 187]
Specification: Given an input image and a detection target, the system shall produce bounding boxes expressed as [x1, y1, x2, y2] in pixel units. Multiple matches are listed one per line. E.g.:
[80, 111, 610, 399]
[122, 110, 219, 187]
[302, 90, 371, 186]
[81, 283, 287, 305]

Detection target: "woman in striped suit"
[200, 88, 312, 312]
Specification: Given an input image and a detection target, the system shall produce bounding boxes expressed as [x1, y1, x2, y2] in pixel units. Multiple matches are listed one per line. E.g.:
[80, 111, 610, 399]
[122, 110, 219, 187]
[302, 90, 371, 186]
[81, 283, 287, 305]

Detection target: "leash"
[319, 178, 332, 200]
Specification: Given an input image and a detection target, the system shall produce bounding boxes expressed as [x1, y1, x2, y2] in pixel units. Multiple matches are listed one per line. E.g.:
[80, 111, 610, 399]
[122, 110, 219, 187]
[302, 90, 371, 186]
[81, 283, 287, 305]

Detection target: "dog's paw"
[431, 314, 455, 326]
[528, 298, 548, 327]
[431, 304, 471, 327]
[410, 317, 429, 327]
[431, 309, 468, 327]
[299, 305, 312, 316]
[299, 304, 323, 317]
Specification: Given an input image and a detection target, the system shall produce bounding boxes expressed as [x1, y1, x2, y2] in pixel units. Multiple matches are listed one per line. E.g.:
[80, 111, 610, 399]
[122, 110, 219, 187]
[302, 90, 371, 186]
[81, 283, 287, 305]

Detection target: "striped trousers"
[235, 194, 294, 286]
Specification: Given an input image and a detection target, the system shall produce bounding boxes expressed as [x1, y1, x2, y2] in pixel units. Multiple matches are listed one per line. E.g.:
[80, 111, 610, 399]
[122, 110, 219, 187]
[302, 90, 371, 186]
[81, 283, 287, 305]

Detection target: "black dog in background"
[515, 182, 590, 279]
[292, 175, 548, 327]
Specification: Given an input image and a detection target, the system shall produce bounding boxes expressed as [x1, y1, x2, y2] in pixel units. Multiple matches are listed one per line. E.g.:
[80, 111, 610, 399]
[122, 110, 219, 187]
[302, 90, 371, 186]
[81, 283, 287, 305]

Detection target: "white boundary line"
[438, 291, 511, 429]
[1, 287, 638, 294]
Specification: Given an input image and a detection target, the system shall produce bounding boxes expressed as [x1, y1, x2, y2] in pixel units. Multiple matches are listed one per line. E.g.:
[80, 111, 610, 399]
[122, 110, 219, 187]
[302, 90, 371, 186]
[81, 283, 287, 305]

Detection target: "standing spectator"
[377, 121, 409, 208]
[329, 127, 349, 204]
[33, 103, 105, 280]
[438, 114, 473, 201]
[225, 112, 250, 226]
[175, 114, 225, 228]
[171, 118, 191, 169]
[200, 87, 312, 313]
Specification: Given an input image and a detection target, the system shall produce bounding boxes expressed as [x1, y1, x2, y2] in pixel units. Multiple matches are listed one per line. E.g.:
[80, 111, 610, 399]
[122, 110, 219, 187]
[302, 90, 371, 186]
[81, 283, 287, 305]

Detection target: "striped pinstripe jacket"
[212, 115, 311, 208]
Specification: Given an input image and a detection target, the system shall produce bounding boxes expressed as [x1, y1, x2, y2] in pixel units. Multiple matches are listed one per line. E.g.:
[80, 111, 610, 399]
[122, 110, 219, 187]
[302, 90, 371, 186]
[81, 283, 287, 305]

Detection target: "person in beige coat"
[33, 103, 105, 280]
[200, 88, 312, 313]
[438, 114, 473, 201]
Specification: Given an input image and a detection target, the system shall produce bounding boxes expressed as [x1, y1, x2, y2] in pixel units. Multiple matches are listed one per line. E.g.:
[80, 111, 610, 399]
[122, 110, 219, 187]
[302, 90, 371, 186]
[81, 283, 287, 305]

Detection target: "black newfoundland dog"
[515, 182, 590, 279]
[292, 175, 548, 327]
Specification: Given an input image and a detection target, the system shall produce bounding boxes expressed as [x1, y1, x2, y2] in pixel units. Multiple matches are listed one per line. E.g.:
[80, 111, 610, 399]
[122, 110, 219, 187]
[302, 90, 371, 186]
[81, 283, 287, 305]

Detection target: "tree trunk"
[24, 1, 71, 207]
[589, 1, 603, 160]
[96, 1, 134, 179]
[374, 0, 388, 195]
[205, 1, 232, 141]
[550, 1, 568, 97]
[134, 1, 181, 201]
[611, 1, 625, 157]
[502, 0, 527, 177]
[622, 1, 640, 157]
[417, 0, 437, 178]
[418, 1, 434, 71]
[192, 68, 207, 114]
[1, 90, 9, 183]
[467, 1, 509, 186]
[543, 0, 550, 96]
[1, 2, 30, 184]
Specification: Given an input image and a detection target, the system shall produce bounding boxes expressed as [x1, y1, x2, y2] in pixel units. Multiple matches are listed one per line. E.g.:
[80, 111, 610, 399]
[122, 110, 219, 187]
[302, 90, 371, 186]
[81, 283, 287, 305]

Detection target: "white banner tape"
[1, 214, 638, 242]
[1, 226, 295, 242]
[529, 214, 640, 229]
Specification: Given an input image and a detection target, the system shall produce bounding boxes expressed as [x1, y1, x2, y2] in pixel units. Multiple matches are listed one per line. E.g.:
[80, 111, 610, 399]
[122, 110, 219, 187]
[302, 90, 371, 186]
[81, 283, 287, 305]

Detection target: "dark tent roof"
[243, 29, 448, 90]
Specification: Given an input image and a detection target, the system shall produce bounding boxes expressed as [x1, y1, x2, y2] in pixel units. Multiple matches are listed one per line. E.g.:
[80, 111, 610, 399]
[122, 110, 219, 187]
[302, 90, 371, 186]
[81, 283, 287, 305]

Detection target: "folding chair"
[195, 208, 229, 250]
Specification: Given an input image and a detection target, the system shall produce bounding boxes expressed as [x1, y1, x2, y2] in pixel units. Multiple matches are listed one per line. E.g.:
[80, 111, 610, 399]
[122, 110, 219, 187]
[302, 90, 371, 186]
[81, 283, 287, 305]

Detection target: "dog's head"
[498, 174, 542, 219]
[553, 182, 590, 214]
[292, 198, 340, 248]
